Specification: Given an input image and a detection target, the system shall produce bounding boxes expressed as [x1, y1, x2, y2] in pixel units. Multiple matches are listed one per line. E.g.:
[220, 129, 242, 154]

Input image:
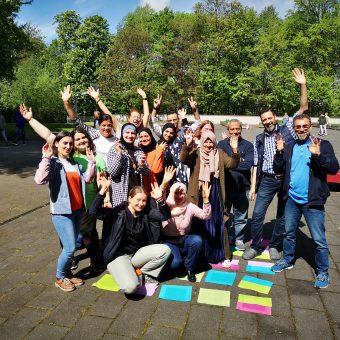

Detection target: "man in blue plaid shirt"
[243, 68, 308, 260]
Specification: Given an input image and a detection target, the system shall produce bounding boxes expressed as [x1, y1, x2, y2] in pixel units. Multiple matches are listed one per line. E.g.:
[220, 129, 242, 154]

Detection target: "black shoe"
[187, 271, 196, 282]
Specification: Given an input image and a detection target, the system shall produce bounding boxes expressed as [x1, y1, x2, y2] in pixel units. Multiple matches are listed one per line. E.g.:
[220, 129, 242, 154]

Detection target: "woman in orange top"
[139, 128, 165, 195]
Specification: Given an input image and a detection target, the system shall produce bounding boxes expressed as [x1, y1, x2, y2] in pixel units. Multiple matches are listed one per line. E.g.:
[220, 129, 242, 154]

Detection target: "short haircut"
[227, 119, 242, 130]
[293, 113, 311, 125]
[259, 107, 273, 116]
[167, 112, 178, 118]
[128, 108, 141, 117]
[98, 114, 113, 125]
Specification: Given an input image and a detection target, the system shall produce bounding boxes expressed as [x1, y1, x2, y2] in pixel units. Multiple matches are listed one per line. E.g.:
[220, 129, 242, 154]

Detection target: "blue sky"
[17, 0, 295, 43]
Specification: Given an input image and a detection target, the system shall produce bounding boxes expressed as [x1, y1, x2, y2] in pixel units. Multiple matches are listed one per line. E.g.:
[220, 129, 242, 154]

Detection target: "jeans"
[283, 197, 329, 274]
[51, 209, 83, 279]
[251, 176, 285, 251]
[165, 234, 203, 271]
[226, 190, 249, 241]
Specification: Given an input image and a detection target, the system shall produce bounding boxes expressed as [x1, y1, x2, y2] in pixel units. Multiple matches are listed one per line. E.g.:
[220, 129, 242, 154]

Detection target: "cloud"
[140, 0, 171, 12]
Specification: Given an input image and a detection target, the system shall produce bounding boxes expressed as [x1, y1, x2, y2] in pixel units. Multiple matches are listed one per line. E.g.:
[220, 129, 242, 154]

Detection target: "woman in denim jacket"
[35, 131, 96, 292]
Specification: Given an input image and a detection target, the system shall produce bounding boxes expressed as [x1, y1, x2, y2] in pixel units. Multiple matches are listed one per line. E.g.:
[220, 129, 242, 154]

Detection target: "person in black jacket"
[90, 174, 171, 294]
[271, 113, 339, 289]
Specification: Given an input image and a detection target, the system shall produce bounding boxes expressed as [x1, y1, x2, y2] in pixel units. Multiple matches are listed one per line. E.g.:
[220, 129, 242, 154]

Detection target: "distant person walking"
[318, 112, 327, 137]
[0, 114, 8, 146]
[12, 110, 27, 146]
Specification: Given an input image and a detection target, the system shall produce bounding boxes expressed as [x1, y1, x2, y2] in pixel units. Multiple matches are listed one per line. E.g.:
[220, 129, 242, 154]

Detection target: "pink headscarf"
[199, 131, 219, 184]
[166, 182, 189, 217]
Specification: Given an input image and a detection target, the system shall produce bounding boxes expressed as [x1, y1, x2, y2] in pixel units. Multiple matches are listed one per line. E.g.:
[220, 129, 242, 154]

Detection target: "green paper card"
[238, 294, 272, 307]
[238, 281, 271, 294]
[197, 288, 230, 307]
[92, 274, 120, 292]
[176, 272, 205, 282]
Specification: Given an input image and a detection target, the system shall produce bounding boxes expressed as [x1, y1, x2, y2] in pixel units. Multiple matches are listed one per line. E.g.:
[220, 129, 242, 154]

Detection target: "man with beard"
[243, 68, 308, 260]
[271, 114, 339, 289]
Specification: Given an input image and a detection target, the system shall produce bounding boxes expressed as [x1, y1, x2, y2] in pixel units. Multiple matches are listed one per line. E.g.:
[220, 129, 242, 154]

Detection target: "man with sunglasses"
[243, 68, 308, 261]
[271, 114, 339, 289]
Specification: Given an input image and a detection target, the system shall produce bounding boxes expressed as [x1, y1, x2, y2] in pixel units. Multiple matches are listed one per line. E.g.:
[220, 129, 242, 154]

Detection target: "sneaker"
[221, 259, 231, 268]
[187, 271, 196, 282]
[144, 275, 159, 286]
[269, 247, 282, 261]
[235, 240, 246, 251]
[271, 259, 294, 273]
[69, 277, 84, 286]
[55, 278, 75, 292]
[71, 258, 78, 270]
[314, 273, 330, 289]
[11, 142, 18, 146]
[242, 248, 260, 260]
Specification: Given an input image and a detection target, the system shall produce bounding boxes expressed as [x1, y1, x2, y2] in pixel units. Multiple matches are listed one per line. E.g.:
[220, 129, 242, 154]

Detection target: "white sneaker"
[235, 240, 246, 251]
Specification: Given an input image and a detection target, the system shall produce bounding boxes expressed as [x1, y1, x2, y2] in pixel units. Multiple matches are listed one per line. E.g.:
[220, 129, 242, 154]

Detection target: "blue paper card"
[246, 265, 275, 275]
[205, 270, 236, 286]
[159, 285, 192, 302]
[242, 275, 273, 287]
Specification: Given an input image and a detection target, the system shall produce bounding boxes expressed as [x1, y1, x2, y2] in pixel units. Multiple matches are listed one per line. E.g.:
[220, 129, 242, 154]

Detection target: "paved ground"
[0, 125, 340, 340]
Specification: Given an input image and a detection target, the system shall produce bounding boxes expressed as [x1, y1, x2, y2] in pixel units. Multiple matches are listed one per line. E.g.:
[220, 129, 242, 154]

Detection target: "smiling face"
[74, 132, 89, 153]
[139, 131, 151, 146]
[294, 117, 312, 141]
[55, 136, 73, 158]
[202, 138, 214, 153]
[129, 111, 141, 127]
[163, 128, 175, 142]
[99, 119, 113, 138]
[167, 113, 179, 129]
[260, 110, 276, 133]
[174, 187, 186, 205]
[128, 192, 147, 214]
[228, 121, 242, 139]
[123, 129, 136, 144]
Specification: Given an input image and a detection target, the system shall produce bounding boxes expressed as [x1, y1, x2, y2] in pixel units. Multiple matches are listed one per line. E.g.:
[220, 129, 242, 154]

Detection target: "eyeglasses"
[294, 124, 310, 130]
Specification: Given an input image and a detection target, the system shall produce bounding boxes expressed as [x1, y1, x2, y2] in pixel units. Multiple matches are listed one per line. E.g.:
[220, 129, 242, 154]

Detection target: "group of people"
[21, 67, 338, 294]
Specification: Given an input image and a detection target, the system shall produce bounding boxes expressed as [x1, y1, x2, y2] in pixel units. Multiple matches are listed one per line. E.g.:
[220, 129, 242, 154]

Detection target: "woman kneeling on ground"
[34, 132, 96, 292]
[162, 181, 212, 282]
[90, 175, 171, 294]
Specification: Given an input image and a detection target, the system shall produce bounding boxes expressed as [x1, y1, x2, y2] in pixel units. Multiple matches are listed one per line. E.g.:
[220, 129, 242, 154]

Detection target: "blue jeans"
[283, 197, 329, 274]
[51, 209, 83, 279]
[227, 190, 249, 241]
[251, 176, 285, 251]
[165, 234, 203, 271]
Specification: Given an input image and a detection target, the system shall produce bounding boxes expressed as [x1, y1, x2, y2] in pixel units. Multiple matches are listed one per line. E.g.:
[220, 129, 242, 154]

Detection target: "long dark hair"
[70, 128, 96, 156]
[158, 123, 176, 145]
[52, 131, 73, 157]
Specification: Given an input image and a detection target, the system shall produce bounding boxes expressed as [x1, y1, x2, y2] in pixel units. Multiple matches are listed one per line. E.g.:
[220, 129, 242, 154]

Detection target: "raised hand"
[138, 153, 147, 167]
[42, 143, 53, 159]
[292, 68, 306, 85]
[87, 86, 100, 101]
[113, 139, 122, 154]
[86, 147, 95, 161]
[137, 88, 146, 99]
[229, 135, 238, 152]
[201, 181, 211, 203]
[61, 85, 72, 102]
[150, 182, 163, 201]
[185, 128, 193, 146]
[163, 166, 176, 184]
[158, 141, 168, 150]
[275, 133, 285, 152]
[188, 96, 198, 112]
[308, 136, 321, 156]
[153, 94, 162, 110]
[97, 171, 111, 194]
[19, 104, 33, 121]
[178, 108, 187, 119]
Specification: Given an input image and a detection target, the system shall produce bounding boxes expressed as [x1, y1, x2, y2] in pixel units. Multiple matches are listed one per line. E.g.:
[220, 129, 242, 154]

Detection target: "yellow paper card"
[92, 274, 120, 292]
[238, 281, 271, 295]
[197, 288, 230, 307]
[238, 294, 272, 307]
[176, 271, 205, 282]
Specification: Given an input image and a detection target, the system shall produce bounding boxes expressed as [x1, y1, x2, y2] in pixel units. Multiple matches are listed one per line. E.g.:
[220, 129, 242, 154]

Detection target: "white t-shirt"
[94, 134, 117, 166]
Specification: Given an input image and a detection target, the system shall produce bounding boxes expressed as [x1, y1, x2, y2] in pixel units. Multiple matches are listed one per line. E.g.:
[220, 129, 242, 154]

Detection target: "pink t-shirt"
[162, 203, 211, 236]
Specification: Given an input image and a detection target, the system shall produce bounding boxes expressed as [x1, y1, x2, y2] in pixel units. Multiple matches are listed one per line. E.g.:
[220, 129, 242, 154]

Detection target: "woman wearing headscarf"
[162, 182, 211, 282]
[107, 123, 149, 208]
[180, 131, 240, 264]
[139, 127, 165, 195]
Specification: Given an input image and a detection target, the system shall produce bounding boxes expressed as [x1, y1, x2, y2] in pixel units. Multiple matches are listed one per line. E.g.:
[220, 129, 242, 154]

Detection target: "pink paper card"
[236, 302, 272, 315]
[134, 284, 158, 296]
[248, 260, 273, 268]
[210, 260, 240, 271]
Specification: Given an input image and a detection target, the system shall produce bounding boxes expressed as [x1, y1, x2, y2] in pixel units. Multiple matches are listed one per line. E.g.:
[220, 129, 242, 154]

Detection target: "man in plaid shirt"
[242, 68, 308, 260]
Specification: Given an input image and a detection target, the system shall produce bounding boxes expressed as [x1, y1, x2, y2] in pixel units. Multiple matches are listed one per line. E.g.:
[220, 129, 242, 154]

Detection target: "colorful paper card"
[238, 281, 271, 294]
[238, 294, 272, 307]
[231, 250, 244, 257]
[246, 265, 275, 275]
[236, 302, 272, 315]
[92, 274, 120, 292]
[197, 288, 230, 307]
[210, 260, 240, 271]
[159, 285, 192, 302]
[241, 275, 273, 287]
[134, 284, 159, 296]
[176, 271, 205, 282]
[205, 270, 236, 286]
[254, 251, 271, 260]
[248, 260, 273, 268]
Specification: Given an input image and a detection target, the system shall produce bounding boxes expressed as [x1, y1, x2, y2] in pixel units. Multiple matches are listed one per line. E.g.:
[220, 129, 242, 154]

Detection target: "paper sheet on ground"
[238, 280, 271, 294]
[92, 274, 120, 292]
[246, 265, 275, 275]
[210, 260, 240, 271]
[159, 285, 192, 302]
[238, 294, 272, 307]
[176, 271, 205, 282]
[231, 249, 270, 260]
[236, 302, 272, 315]
[205, 270, 236, 286]
[197, 288, 230, 307]
[248, 260, 273, 268]
[134, 284, 159, 296]
[241, 275, 273, 287]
